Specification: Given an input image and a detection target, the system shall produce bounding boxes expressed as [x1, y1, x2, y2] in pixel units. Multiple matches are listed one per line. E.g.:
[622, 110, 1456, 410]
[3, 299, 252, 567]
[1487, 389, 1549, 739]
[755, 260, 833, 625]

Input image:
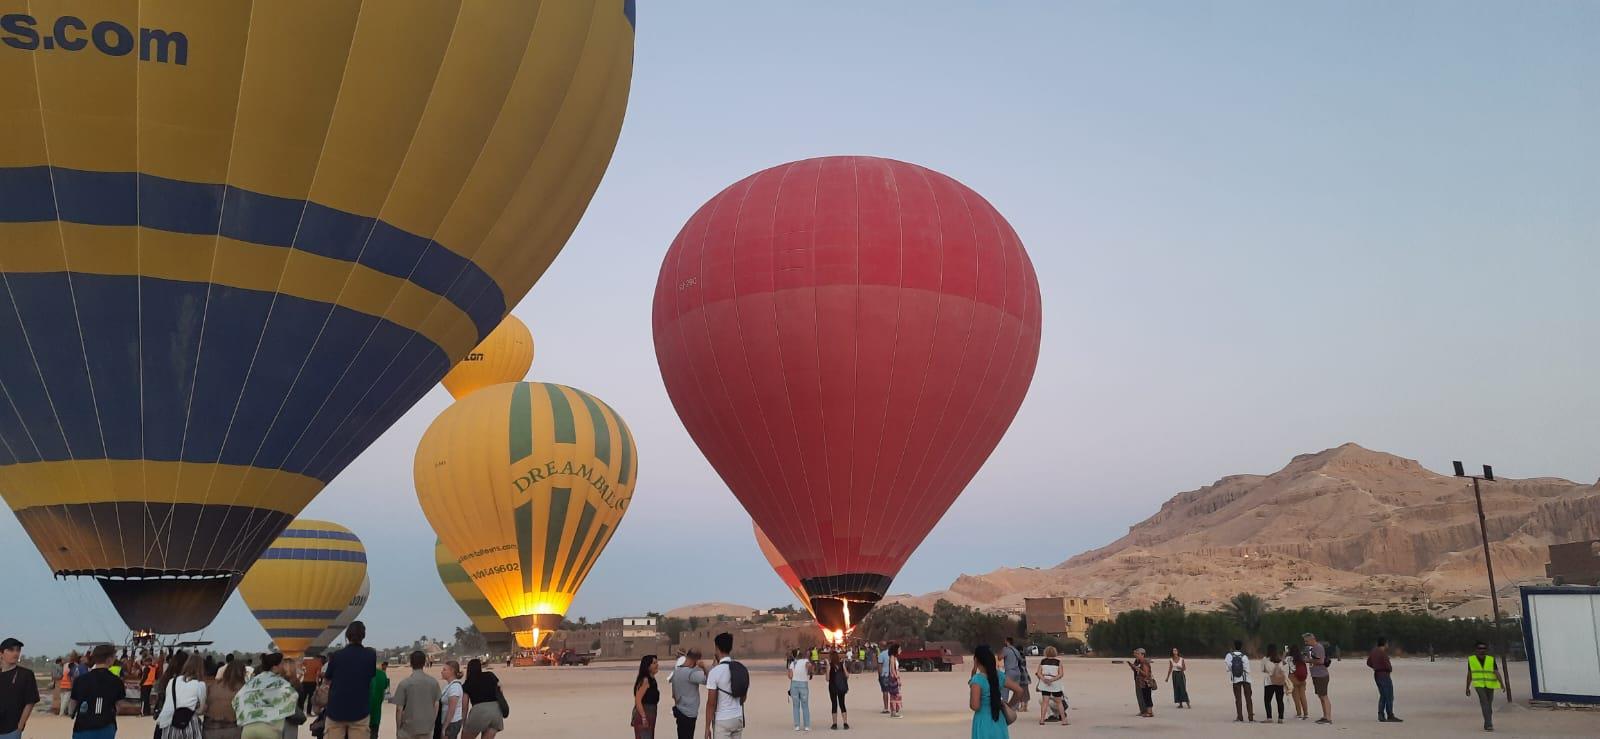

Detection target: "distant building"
[592, 617, 668, 661]
[1024, 596, 1111, 641]
[605, 617, 660, 639]
[1547, 539, 1600, 586]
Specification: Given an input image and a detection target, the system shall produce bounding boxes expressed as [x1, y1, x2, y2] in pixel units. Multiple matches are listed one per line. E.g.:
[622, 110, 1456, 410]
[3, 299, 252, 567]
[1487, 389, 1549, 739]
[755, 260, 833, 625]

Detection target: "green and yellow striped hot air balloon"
[238, 520, 366, 658]
[435, 539, 513, 651]
[415, 382, 637, 649]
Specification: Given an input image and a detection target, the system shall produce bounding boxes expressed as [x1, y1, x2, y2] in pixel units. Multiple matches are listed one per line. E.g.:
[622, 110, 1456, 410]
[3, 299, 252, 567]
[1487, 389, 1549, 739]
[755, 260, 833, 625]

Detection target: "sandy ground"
[21, 658, 1596, 738]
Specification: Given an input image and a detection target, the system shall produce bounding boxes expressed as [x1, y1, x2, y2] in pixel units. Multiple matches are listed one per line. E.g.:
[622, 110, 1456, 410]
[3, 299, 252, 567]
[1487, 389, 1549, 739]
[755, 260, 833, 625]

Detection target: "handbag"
[495, 686, 510, 718]
[1002, 702, 1018, 725]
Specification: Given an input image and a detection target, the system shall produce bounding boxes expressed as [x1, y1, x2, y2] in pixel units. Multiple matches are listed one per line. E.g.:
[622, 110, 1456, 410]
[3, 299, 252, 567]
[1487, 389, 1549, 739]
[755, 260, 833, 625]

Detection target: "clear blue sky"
[6, 1, 1598, 655]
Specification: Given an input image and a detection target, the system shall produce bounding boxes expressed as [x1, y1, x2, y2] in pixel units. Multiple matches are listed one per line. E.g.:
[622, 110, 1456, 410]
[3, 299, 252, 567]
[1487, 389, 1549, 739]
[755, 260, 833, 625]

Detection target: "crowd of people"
[0, 623, 517, 739]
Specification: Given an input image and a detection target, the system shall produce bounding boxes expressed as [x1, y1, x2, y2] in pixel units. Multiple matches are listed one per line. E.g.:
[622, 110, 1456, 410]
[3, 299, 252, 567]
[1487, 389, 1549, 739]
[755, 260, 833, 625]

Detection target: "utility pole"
[1453, 461, 1512, 702]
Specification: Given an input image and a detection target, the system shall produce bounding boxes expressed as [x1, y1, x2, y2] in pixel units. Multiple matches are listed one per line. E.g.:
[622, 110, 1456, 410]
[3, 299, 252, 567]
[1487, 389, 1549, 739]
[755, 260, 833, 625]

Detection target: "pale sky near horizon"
[5, 1, 1599, 656]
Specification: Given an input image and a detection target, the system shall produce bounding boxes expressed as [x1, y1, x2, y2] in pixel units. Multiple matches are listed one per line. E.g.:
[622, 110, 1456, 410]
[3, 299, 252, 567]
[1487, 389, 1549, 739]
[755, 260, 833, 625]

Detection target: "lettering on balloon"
[1, 14, 187, 65]
[510, 459, 631, 511]
[462, 352, 485, 362]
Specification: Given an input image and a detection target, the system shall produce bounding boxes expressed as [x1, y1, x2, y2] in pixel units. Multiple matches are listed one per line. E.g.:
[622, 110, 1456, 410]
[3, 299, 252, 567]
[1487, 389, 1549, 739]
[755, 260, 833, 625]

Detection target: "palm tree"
[1221, 593, 1266, 640]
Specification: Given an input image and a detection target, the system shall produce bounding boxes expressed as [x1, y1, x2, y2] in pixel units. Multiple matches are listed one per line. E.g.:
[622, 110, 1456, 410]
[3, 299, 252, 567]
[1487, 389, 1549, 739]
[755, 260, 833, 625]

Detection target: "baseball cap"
[0, 637, 22, 651]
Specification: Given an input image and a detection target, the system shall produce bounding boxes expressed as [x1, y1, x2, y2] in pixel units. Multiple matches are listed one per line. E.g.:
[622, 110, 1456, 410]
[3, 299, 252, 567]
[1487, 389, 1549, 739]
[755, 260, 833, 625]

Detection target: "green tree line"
[1087, 594, 1518, 657]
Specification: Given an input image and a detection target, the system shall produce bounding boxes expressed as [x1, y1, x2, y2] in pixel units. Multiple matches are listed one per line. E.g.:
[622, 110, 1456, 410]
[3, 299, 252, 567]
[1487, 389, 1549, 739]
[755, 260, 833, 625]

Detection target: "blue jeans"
[73, 726, 118, 739]
[790, 682, 811, 728]
[1374, 673, 1394, 719]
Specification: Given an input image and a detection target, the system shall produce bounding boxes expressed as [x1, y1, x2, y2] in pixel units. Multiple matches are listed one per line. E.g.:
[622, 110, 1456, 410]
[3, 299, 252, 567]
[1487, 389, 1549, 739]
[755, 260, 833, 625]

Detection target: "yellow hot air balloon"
[0, 0, 634, 634]
[416, 382, 637, 649]
[435, 540, 514, 651]
[308, 574, 369, 656]
[441, 315, 535, 399]
[238, 520, 367, 658]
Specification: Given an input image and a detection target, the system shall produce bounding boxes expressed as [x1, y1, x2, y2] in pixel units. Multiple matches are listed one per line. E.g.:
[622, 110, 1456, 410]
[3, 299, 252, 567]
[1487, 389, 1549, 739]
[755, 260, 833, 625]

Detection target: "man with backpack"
[1302, 632, 1333, 724]
[1224, 640, 1256, 722]
[704, 633, 747, 739]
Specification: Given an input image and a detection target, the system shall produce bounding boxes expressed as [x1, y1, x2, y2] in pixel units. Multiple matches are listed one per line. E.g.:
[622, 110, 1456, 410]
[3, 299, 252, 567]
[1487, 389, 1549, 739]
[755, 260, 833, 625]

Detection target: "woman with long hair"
[1165, 647, 1190, 708]
[234, 653, 298, 739]
[460, 659, 503, 739]
[205, 660, 248, 739]
[158, 650, 209, 739]
[631, 655, 659, 738]
[970, 645, 1021, 738]
[886, 644, 903, 718]
[1287, 649, 1309, 720]
[826, 650, 850, 730]
[786, 648, 811, 731]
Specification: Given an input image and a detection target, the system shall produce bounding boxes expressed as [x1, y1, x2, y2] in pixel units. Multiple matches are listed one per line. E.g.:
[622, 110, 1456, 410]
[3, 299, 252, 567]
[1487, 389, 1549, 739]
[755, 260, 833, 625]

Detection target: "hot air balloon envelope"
[238, 520, 367, 658]
[416, 382, 638, 649]
[435, 539, 514, 651]
[308, 575, 369, 656]
[653, 156, 1042, 631]
[441, 315, 535, 400]
[0, 0, 634, 633]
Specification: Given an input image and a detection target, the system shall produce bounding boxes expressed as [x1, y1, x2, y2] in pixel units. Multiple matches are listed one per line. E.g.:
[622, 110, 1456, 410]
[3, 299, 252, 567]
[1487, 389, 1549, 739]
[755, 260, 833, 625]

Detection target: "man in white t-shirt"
[703, 633, 744, 739]
[1225, 640, 1256, 723]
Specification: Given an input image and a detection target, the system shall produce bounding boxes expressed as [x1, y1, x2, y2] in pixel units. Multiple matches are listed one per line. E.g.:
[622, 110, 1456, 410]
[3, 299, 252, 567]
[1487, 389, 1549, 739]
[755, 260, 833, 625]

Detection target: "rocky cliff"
[894, 444, 1600, 616]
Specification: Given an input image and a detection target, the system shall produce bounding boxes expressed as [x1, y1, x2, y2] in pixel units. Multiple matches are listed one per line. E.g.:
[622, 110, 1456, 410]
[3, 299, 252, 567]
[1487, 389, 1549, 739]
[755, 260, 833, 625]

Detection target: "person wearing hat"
[0, 637, 40, 739]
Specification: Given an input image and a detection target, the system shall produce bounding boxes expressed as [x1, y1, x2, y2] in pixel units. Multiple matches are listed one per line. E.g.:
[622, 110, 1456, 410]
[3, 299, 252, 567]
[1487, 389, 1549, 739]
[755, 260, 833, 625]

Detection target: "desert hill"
[664, 602, 761, 620]
[893, 443, 1600, 616]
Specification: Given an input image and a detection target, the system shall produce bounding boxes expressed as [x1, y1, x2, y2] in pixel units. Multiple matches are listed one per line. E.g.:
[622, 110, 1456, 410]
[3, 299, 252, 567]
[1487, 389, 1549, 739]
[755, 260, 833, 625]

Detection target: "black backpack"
[1229, 653, 1246, 679]
[723, 660, 750, 704]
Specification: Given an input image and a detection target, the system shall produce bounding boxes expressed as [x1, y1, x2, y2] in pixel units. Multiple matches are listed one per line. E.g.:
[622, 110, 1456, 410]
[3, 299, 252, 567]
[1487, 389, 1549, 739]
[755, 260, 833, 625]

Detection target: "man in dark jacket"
[323, 621, 378, 739]
[1366, 637, 1401, 723]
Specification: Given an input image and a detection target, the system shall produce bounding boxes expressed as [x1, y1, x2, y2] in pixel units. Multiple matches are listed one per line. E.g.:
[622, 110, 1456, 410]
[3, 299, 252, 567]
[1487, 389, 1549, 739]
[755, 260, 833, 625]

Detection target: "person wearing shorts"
[1302, 633, 1332, 724]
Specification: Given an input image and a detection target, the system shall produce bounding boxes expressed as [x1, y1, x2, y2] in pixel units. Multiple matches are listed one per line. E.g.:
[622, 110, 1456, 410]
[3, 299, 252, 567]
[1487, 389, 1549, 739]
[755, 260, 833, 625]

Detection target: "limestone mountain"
[893, 443, 1600, 616]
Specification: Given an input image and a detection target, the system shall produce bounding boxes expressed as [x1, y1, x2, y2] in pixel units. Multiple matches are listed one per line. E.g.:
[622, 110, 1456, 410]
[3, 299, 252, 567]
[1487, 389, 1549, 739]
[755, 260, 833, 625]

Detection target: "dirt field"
[21, 658, 1597, 737]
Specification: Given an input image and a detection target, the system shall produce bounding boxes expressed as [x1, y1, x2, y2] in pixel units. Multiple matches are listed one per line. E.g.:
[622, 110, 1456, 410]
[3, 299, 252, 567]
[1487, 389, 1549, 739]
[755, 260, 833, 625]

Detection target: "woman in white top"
[158, 653, 209, 739]
[1034, 646, 1068, 726]
[787, 649, 812, 731]
[440, 661, 466, 739]
[1165, 648, 1190, 708]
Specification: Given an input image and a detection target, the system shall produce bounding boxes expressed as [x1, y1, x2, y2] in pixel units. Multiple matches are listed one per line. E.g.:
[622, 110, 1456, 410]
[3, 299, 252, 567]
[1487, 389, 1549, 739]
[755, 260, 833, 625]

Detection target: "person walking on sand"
[826, 651, 850, 731]
[1164, 648, 1190, 708]
[439, 662, 465, 739]
[393, 652, 440, 739]
[786, 649, 812, 731]
[970, 646, 1021, 739]
[1288, 648, 1309, 720]
[324, 621, 378, 739]
[884, 645, 903, 719]
[0, 637, 39, 739]
[876, 644, 892, 715]
[49, 659, 64, 718]
[669, 650, 706, 739]
[1367, 637, 1401, 723]
[297, 657, 320, 715]
[1000, 639, 1024, 711]
[460, 660, 503, 739]
[1465, 641, 1505, 732]
[1034, 646, 1066, 726]
[206, 660, 247, 739]
[70, 645, 124, 739]
[1225, 640, 1255, 723]
[1129, 648, 1154, 718]
[1302, 633, 1333, 724]
[704, 633, 748, 739]
[142, 659, 159, 716]
[234, 653, 299, 739]
[1262, 644, 1287, 723]
[157, 650, 209, 739]
[632, 655, 661, 739]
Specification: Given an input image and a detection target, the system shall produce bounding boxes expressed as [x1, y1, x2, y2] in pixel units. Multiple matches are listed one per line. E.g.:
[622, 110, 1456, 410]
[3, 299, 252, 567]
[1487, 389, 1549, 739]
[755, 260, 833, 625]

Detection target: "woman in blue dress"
[970, 645, 1022, 739]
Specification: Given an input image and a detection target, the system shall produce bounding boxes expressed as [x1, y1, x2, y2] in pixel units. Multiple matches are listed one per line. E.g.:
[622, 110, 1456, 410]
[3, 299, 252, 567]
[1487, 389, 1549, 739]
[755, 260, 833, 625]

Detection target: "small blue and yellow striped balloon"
[239, 519, 367, 657]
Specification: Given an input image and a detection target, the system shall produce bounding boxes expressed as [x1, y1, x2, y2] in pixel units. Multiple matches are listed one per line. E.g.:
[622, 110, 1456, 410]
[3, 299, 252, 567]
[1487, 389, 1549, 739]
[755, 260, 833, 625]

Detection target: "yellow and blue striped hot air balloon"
[238, 520, 367, 658]
[435, 539, 513, 651]
[415, 382, 637, 649]
[308, 574, 369, 657]
[0, 0, 635, 633]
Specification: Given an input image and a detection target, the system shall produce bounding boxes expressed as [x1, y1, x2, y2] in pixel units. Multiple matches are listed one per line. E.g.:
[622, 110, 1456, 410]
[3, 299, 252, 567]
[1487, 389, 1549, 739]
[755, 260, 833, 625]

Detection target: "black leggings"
[829, 689, 847, 714]
[1264, 684, 1285, 718]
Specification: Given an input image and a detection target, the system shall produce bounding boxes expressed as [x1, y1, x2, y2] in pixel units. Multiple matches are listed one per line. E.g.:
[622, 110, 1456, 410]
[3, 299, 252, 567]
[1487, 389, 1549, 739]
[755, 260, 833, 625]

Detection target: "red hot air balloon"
[652, 156, 1042, 634]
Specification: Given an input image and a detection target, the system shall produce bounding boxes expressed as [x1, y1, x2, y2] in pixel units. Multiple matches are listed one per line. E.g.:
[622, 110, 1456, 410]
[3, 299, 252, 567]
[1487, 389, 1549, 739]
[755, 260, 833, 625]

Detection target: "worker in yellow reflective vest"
[1464, 641, 1505, 732]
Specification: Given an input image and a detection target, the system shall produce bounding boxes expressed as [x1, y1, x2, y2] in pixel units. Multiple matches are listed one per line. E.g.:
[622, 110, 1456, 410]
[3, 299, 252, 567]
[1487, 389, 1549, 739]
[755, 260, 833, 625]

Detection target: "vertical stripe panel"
[571, 522, 610, 592]
[556, 502, 597, 592]
[541, 487, 570, 591]
[515, 500, 533, 593]
[544, 384, 575, 444]
[576, 388, 610, 465]
[508, 382, 532, 462]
